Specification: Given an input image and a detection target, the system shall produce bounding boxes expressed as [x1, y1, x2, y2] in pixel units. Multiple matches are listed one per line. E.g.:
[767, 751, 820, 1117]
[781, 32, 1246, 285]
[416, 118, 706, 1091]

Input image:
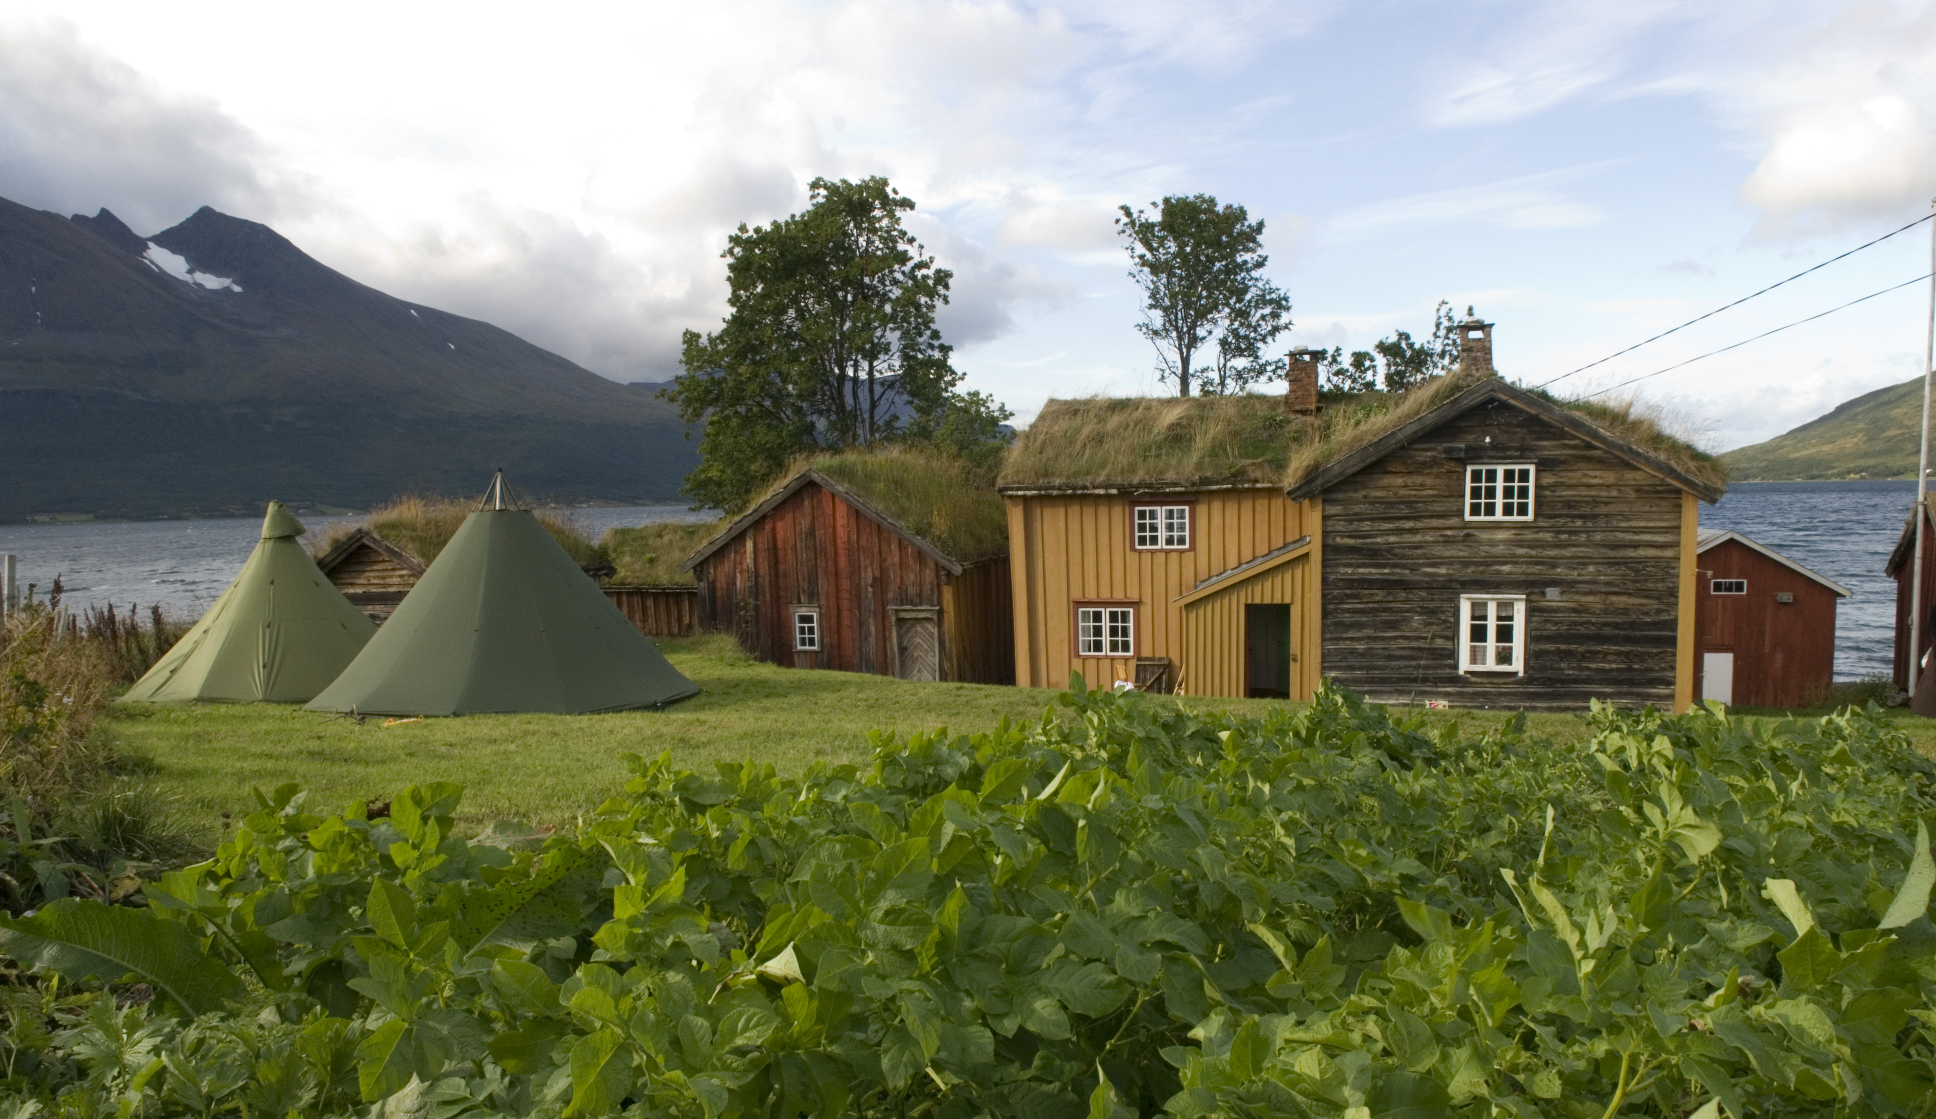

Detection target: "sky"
[5, 1, 1936, 451]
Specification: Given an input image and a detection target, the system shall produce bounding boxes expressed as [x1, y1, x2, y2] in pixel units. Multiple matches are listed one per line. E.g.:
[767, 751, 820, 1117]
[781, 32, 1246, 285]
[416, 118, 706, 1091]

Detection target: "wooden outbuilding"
[1886, 495, 1936, 693]
[684, 448, 1013, 683]
[999, 314, 1728, 709]
[315, 528, 426, 622]
[1694, 529, 1848, 707]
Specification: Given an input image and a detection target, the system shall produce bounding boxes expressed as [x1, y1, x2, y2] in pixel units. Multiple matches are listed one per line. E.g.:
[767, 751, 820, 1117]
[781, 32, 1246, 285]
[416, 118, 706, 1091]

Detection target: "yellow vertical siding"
[1180, 554, 1310, 699]
[1005, 488, 1310, 692]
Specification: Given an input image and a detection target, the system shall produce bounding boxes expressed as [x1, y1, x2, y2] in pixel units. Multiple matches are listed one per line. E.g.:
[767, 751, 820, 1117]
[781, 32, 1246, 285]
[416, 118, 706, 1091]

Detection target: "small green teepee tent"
[305, 498, 698, 716]
[123, 503, 377, 703]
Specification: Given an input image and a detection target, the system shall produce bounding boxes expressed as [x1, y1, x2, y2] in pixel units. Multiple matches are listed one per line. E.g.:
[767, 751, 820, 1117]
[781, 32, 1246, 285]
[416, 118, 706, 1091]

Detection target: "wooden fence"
[603, 585, 700, 637]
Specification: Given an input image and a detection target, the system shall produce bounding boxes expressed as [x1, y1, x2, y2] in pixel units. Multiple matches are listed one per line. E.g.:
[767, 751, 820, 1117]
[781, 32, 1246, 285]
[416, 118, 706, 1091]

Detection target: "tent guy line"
[1537, 212, 1936, 391]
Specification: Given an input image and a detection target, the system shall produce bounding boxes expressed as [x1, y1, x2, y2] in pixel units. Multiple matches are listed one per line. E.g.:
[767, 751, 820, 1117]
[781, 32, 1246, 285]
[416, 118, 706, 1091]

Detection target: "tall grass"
[1000, 395, 1304, 489]
[309, 494, 608, 568]
[602, 521, 722, 585]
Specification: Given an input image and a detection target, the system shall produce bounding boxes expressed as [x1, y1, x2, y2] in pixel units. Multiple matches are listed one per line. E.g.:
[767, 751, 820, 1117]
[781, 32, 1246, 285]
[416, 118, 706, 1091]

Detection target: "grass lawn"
[103, 634, 1936, 836]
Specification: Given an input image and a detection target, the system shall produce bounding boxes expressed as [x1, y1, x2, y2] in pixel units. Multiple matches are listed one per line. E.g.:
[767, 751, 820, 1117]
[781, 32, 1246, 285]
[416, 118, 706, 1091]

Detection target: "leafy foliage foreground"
[5, 683, 1936, 1117]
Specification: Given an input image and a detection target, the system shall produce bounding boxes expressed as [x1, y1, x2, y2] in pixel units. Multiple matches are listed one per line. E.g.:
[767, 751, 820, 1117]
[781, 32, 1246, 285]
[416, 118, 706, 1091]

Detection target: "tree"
[667, 177, 961, 512]
[906, 389, 1015, 475]
[1116, 195, 1291, 397]
[1316, 301, 1461, 395]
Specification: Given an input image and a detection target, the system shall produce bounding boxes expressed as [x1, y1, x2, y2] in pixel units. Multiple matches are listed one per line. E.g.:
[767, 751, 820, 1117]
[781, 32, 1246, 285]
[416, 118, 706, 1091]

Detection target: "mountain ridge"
[0, 197, 694, 518]
[1719, 376, 1925, 481]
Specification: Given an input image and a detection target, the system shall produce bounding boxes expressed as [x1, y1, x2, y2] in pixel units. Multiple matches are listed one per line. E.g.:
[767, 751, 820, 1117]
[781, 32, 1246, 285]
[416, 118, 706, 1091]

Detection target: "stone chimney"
[1285, 348, 1322, 414]
[1455, 308, 1494, 379]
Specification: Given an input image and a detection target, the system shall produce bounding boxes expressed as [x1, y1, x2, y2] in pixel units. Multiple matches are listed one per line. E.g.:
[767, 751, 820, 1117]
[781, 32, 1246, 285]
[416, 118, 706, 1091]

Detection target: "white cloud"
[1326, 170, 1608, 238]
[1420, 0, 1690, 127]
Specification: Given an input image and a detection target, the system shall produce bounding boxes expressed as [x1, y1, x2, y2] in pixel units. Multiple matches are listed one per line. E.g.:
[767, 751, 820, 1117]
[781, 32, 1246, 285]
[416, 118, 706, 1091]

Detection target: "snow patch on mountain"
[143, 242, 243, 292]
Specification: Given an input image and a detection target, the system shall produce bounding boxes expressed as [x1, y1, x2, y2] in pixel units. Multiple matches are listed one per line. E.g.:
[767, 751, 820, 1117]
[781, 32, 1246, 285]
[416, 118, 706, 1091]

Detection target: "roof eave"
[1696, 529, 1852, 597]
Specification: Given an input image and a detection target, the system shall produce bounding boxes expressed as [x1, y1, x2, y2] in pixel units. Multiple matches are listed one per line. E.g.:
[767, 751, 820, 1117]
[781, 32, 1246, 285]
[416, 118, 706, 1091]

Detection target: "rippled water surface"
[0, 485, 1916, 681]
[0, 506, 715, 618]
[1700, 480, 1916, 681]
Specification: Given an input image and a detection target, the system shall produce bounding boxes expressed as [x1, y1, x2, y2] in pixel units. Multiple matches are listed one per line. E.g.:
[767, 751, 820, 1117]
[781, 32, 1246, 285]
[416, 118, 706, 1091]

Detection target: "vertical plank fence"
[603, 586, 700, 637]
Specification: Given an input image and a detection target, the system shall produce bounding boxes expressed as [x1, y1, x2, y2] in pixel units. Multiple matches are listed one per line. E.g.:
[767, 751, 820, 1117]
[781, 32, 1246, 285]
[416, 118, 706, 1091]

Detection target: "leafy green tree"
[1116, 194, 1291, 397]
[1317, 301, 1461, 394]
[907, 389, 1015, 475]
[668, 177, 961, 512]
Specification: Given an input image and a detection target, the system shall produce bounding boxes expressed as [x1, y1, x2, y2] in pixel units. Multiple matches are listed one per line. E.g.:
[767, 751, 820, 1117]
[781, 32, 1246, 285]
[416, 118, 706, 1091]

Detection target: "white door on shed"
[1703, 652, 1734, 705]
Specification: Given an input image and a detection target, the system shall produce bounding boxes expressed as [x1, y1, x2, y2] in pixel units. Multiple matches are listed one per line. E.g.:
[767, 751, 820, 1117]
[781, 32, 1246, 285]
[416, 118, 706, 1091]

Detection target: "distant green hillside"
[1721, 376, 1929, 480]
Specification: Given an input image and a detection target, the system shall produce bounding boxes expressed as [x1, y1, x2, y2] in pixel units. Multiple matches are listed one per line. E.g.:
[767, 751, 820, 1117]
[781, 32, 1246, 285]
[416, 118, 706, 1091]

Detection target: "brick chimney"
[1455, 308, 1494, 378]
[1285, 348, 1321, 414]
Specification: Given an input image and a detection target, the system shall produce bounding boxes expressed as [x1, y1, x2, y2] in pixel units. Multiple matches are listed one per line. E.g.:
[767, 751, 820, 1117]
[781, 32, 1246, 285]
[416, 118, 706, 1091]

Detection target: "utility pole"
[1911, 197, 1936, 698]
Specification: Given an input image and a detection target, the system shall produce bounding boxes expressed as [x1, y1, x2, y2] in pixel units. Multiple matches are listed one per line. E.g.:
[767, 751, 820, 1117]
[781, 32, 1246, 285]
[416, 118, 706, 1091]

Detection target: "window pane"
[1134, 508, 1159, 549]
[1468, 467, 1497, 518]
[795, 611, 818, 650]
[1163, 506, 1189, 548]
[1502, 467, 1532, 517]
[1079, 608, 1103, 655]
[1495, 643, 1513, 666]
[1105, 608, 1133, 654]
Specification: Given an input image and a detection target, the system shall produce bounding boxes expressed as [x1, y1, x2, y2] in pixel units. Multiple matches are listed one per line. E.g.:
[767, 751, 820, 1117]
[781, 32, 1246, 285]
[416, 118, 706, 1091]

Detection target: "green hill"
[1720, 375, 1931, 480]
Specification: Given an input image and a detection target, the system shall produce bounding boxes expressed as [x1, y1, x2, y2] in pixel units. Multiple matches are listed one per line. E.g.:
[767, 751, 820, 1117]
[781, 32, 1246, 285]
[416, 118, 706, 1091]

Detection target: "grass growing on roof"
[307, 494, 606, 567]
[998, 395, 1307, 489]
[795, 443, 1009, 561]
[602, 521, 722, 584]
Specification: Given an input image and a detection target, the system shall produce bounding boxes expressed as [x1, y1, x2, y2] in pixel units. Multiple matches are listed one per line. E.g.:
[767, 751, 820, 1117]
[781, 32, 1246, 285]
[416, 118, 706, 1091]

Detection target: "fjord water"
[1700, 480, 1913, 682]
[0, 483, 1913, 684]
[0, 507, 714, 620]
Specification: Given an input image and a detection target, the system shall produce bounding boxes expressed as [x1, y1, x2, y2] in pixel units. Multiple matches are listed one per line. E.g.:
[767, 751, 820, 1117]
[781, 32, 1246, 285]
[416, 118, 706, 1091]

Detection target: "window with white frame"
[1465, 464, 1535, 521]
[1459, 595, 1525, 674]
[793, 607, 820, 651]
[1711, 579, 1746, 595]
[1132, 505, 1191, 550]
[1076, 605, 1135, 656]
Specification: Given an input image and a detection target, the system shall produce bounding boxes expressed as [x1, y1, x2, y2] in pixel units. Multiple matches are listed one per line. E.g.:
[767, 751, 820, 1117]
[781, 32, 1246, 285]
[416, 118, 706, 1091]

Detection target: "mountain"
[1719, 375, 1929, 481]
[0, 196, 695, 519]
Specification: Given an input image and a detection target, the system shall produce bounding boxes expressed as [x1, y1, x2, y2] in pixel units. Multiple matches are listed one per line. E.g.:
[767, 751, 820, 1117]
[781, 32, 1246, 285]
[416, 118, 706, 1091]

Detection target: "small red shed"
[1886, 495, 1936, 692]
[682, 450, 1014, 684]
[1696, 529, 1849, 708]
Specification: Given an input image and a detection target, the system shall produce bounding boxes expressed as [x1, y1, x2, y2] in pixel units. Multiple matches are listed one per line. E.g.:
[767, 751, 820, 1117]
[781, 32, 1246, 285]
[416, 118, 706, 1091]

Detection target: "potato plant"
[3, 681, 1935, 1117]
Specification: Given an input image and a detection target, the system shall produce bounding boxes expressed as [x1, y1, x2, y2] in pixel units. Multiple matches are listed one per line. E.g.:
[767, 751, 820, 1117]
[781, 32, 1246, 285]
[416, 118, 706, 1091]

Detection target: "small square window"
[1710, 579, 1746, 595]
[1459, 596, 1526, 674]
[793, 608, 820, 651]
[1465, 464, 1535, 521]
[1076, 605, 1135, 656]
[1133, 505, 1190, 550]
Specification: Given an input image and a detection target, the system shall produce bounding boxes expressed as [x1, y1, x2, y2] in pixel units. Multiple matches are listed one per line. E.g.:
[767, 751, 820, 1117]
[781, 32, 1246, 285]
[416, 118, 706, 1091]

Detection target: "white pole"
[1910, 199, 1936, 697]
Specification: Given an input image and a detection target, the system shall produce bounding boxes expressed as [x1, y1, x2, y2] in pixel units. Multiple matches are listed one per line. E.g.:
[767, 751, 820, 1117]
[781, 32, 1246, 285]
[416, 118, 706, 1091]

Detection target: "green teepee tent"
[123, 503, 378, 703]
[305, 505, 699, 715]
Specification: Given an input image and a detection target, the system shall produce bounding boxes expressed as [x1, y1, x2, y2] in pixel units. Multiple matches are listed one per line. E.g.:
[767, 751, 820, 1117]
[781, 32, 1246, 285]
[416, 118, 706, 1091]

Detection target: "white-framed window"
[1076, 605, 1135, 657]
[1132, 505, 1191, 550]
[793, 607, 820, 651]
[1459, 595, 1526, 675]
[1711, 579, 1746, 595]
[1465, 464, 1535, 521]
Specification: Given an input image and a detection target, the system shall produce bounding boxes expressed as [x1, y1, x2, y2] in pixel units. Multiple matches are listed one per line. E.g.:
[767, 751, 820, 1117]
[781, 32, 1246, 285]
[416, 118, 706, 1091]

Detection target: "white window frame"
[1710, 579, 1746, 595]
[1132, 505, 1190, 550]
[792, 606, 820, 651]
[1458, 595, 1526, 675]
[1464, 464, 1536, 521]
[1076, 605, 1136, 657]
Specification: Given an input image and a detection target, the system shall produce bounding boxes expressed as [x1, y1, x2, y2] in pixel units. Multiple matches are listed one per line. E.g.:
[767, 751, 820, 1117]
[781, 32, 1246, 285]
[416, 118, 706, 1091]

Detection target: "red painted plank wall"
[1697, 538, 1837, 708]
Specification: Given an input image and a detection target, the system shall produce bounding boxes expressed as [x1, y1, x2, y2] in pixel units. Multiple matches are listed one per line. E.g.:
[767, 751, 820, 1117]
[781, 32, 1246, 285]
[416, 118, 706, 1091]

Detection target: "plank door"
[894, 611, 940, 682]
[1702, 651, 1734, 706]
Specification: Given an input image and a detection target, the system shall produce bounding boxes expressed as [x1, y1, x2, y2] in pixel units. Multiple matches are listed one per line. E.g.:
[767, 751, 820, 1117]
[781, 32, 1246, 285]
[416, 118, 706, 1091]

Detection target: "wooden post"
[1, 554, 14, 621]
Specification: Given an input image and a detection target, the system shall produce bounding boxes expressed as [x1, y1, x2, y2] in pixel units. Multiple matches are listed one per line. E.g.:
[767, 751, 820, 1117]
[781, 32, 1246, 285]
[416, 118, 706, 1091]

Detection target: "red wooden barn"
[1888, 495, 1936, 693]
[682, 450, 1014, 684]
[1695, 529, 1848, 707]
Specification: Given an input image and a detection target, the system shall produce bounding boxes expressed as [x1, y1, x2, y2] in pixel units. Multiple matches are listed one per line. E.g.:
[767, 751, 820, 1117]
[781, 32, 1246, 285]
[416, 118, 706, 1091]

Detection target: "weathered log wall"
[603, 586, 699, 637]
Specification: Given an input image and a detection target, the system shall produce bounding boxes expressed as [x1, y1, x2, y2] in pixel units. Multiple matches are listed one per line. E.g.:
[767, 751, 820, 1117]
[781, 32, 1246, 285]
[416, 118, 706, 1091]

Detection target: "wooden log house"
[1695, 529, 1847, 707]
[999, 314, 1729, 709]
[683, 447, 1014, 683]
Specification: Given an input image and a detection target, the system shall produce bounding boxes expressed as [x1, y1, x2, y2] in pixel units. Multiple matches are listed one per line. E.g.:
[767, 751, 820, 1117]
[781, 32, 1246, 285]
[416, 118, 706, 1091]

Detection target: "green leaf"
[879, 1025, 925, 1089]
[356, 1019, 417, 1102]
[0, 898, 245, 1016]
[1366, 1070, 1451, 1119]
[490, 959, 562, 1018]
[1384, 1010, 1438, 1073]
[1761, 879, 1815, 939]
[367, 877, 417, 950]
[1041, 959, 1129, 1018]
[1775, 927, 1841, 992]
[451, 846, 586, 954]
[1881, 820, 1934, 928]
[486, 1019, 568, 1074]
[565, 1028, 632, 1118]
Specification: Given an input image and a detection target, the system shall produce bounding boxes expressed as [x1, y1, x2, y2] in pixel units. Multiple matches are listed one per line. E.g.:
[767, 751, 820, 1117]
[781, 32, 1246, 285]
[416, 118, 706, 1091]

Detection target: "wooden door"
[1245, 604, 1291, 699]
[895, 612, 940, 682]
[1702, 651, 1734, 705]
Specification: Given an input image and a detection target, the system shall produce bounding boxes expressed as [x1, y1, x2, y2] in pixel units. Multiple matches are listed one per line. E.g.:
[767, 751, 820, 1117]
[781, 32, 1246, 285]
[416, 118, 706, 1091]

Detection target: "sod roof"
[685, 444, 1008, 571]
[998, 376, 1727, 501]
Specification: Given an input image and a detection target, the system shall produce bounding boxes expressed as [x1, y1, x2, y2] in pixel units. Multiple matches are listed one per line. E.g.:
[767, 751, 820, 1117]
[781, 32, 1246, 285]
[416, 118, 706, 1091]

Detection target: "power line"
[1538, 212, 1935, 390]
[1579, 272, 1935, 400]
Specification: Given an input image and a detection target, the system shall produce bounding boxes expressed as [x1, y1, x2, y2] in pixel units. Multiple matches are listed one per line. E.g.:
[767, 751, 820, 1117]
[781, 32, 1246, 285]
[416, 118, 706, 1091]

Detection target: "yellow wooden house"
[998, 321, 1727, 710]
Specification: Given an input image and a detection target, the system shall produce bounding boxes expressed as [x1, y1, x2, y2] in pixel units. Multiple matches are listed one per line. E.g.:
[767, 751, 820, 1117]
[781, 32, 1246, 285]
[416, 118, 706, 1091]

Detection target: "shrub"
[3, 685, 1935, 1116]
